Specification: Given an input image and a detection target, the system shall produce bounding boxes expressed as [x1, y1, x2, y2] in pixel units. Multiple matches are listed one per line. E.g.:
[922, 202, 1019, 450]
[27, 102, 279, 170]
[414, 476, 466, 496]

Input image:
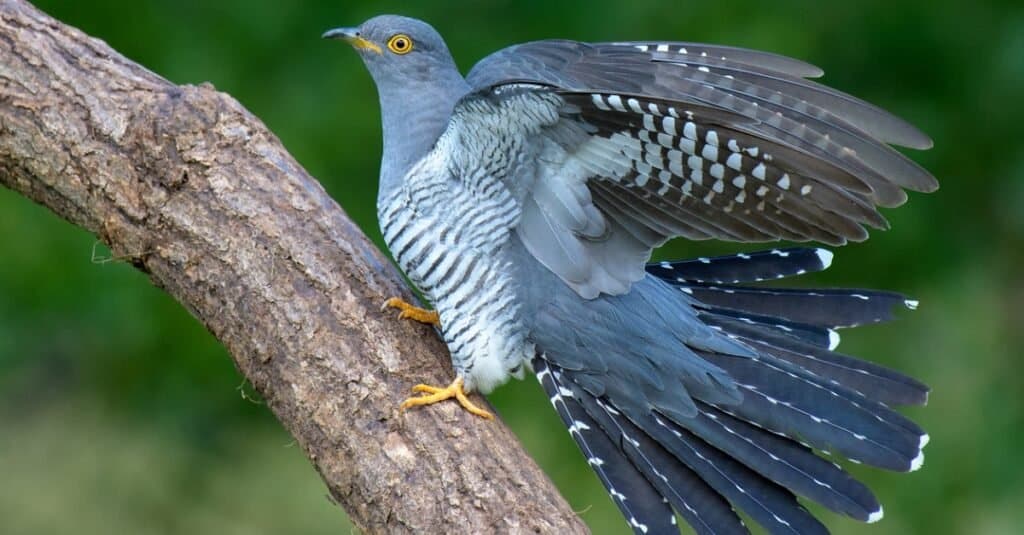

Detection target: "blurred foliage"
[2, 0, 1022, 533]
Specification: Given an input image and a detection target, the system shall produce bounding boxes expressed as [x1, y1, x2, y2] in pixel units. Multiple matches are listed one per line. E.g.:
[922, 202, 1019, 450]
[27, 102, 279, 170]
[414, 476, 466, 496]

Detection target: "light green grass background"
[2, 0, 1022, 533]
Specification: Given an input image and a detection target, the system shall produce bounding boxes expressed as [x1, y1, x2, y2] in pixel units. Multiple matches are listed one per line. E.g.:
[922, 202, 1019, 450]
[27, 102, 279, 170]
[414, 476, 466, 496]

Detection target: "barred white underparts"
[376, 88, 561, 393]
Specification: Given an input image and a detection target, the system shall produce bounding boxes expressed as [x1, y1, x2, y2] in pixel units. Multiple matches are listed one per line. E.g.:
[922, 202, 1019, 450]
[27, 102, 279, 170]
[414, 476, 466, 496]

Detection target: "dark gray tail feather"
[535, 359, 680, 535]
[699, 307, 839, 350]
[535, 352, 905, 534]
[530, 249, 927, 534]
[653, 247, 929, 407]
[696, 350, 926, 472]
[701, 315, 929, 406]
[687, 285, 913, 328]
[646, 247, 835, 284]
[650, 247, 917, 329]
[537, 357, 837, 535]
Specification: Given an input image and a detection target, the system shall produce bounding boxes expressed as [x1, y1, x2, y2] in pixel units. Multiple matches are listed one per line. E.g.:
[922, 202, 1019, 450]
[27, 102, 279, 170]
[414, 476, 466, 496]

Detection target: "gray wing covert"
[445, 86, 653, 299]
[430, 88, 557, 256]
[459, 39, 937, 299]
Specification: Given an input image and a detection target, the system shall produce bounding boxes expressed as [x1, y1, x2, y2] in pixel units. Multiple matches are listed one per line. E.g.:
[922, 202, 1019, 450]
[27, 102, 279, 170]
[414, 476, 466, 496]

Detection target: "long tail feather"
[540, 357, 832, 535]
[699, 307, 839, 350]
[647, 248, 833, 284]
[693, 403, 882, 522]
[650, 247, 917, 329]
[644, 410, 829, 535]
[698, 351, 926, 472]
[580, 387, 748, 534]
[530, 248, 928, 534]
[684, 285, 915, 328]
[705, 314, 929, 406]
[535, 360, 678, 535]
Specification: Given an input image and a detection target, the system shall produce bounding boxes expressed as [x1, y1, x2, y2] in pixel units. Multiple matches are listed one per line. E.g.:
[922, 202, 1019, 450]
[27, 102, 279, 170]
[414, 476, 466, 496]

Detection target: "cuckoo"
[325, 14, 936, 535]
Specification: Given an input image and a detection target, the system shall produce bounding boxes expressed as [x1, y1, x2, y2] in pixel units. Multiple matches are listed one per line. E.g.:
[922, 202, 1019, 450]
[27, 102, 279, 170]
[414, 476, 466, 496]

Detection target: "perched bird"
[325, 14, 936, 535]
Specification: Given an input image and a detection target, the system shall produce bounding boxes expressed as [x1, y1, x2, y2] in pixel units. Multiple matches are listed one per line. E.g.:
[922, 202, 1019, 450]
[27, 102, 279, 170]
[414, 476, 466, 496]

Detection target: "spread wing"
[453, 40, 936, 298]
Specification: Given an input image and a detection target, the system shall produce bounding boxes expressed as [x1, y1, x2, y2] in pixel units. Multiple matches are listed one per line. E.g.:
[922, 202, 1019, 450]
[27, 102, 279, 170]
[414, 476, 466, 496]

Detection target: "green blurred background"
[1, 0, 1021, 533]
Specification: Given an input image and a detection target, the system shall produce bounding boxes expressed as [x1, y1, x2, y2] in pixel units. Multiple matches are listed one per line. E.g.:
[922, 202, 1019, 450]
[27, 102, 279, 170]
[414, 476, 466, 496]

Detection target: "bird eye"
[387, 34, 413, 55]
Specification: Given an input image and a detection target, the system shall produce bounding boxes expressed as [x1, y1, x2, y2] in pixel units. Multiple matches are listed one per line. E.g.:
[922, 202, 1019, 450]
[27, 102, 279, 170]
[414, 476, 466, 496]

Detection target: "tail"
[532, 247, 928, 535]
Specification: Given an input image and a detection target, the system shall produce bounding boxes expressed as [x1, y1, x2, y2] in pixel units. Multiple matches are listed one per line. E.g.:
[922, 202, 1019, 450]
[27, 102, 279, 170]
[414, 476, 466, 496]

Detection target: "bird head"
[323, 15, 457, 87]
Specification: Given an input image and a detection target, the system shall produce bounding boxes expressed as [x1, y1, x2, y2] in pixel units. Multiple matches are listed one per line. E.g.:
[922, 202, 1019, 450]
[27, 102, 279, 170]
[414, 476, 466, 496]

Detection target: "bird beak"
[322, 27, 382, 54]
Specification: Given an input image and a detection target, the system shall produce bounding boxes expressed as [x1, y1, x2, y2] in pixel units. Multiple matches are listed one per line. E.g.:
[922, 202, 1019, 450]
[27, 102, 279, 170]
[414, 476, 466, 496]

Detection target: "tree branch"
[0, 1, 587, 533]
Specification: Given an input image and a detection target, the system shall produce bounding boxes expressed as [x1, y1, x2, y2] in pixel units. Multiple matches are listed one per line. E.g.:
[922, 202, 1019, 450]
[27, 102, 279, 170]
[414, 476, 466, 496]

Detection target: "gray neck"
[377, 68, 470, 200]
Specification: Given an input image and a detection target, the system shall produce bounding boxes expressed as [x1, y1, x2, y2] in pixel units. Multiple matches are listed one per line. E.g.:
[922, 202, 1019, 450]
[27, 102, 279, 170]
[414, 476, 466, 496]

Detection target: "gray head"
[323, 15, 470, 197]
[323, 15, 460, 89]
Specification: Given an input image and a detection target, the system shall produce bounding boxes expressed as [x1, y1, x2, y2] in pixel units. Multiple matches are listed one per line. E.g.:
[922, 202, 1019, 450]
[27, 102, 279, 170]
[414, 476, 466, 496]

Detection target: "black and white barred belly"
[378, 162, 535, 393]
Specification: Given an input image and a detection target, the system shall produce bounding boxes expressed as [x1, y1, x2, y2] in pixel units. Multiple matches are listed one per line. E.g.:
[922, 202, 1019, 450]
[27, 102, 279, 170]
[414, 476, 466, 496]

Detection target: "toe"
[411, 384, 443, 394]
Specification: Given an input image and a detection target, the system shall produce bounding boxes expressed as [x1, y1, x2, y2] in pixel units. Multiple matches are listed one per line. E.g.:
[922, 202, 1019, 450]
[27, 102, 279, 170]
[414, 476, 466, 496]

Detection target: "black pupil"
[395, 39, 407, 49]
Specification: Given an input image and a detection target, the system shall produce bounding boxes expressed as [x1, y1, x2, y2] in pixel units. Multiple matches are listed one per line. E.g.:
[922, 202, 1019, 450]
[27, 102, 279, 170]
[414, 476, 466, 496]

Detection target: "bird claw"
[400, 377, 494, 420]
[381, 297, 440, 326]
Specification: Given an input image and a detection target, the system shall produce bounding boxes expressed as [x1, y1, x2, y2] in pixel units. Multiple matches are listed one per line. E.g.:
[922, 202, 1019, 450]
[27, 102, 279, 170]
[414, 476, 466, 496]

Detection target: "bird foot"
[381, 297, 440, 326]
[400, 376, 494, 420]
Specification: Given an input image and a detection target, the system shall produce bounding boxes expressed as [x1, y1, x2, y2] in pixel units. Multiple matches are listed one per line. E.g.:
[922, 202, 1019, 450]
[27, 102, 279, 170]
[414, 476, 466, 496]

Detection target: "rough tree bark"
[0, 1, 588, 533]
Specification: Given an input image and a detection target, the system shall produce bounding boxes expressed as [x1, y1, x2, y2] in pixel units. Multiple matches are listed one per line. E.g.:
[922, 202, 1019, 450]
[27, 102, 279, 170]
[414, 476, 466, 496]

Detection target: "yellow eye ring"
[387, 34, 413, 55]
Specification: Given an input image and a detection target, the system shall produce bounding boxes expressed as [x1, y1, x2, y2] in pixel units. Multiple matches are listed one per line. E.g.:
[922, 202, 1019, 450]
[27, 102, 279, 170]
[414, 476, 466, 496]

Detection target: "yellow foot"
[381, 297, 440, 326]
[400, 377, 494, 420]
